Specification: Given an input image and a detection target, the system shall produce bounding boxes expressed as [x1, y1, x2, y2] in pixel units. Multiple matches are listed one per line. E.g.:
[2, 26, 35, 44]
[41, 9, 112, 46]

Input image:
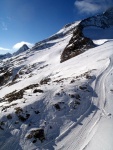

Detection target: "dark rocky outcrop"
[0, 71, 12, 86]
[40, 77, 51, 85]
[60, 7, 113, 63]
[4, 83, 39, 102]
[60, 26, 95, 62]
[33, 89, 44, 93]
[14, 107, 30, 122]
[7, 114, 12, 119]
[27, 128, 45, 142]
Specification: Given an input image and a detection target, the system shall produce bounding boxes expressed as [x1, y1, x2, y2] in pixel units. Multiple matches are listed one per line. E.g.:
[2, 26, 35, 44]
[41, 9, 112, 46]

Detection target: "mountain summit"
[0, 8, 113, 150]
[13, 44, 29, 56]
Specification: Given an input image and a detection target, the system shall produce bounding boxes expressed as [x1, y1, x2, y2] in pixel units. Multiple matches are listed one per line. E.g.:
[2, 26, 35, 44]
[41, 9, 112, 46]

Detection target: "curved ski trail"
[56, 56, 113, 150]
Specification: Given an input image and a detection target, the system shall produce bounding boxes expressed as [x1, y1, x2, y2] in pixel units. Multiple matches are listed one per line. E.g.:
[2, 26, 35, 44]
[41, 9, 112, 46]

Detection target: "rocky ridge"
[60, 7, 113, 63]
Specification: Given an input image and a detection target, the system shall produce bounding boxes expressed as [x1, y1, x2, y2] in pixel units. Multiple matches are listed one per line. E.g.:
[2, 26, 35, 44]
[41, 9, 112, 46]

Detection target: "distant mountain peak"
[21, 44, 29, 48]
[13, 44, 29, 56]
[18, 44, 29, 52]
[0, 52, 12, 60]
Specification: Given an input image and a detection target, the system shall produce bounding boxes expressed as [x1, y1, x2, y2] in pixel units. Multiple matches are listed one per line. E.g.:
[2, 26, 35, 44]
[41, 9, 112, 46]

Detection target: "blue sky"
[0, 0, 113, 54]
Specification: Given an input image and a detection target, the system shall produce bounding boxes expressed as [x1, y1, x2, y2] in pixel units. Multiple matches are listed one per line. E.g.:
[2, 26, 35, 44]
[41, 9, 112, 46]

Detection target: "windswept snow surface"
[0, 21, 113, 150]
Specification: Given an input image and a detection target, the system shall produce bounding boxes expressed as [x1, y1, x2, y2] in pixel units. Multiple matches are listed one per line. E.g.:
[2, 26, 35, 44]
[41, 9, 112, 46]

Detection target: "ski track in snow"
[56, 55, 113, 150]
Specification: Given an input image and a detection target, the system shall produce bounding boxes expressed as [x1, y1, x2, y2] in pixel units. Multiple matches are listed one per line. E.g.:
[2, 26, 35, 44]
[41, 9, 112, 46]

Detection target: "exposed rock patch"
[40, 77, 51, 85]
[0, 71, 12, 86]
[60, 26, 95, 62]
[27, 128, 45, 143]
[4, 83, 39, 103]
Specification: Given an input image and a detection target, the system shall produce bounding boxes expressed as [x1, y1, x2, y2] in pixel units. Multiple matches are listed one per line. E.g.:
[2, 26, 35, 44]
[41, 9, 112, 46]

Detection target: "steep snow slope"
[0, 19, 113, 150]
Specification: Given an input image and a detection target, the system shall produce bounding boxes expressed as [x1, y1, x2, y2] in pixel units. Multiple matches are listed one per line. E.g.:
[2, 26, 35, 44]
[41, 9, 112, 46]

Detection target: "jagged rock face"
[60, 7, 113, 63]
[60, 26, 95, 63]
[0, 70, 12, 86]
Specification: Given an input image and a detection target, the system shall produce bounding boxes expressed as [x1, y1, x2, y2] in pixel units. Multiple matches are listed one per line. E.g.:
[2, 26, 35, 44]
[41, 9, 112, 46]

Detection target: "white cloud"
[0, 47, 10, 51]
[13, 41, 34, 50]
[75, 0, 113, 14]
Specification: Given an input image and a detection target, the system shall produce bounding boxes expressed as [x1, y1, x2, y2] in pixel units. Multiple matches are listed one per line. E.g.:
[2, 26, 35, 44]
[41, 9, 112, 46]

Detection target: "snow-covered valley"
[0, 8, 113, 150]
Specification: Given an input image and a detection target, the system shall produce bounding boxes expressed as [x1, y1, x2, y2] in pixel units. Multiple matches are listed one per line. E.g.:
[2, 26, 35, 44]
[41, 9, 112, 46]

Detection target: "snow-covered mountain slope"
[0, 53, 12, 60]
[0, 10, 113, 150]
[0, 45, 30, 60]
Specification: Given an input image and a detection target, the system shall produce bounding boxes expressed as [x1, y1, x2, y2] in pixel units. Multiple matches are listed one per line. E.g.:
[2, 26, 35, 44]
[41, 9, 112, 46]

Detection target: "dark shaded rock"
[0, 121, 5, 130]
[50, 126, 52, 129]
[1, 103, 17, 111]
[70, 79, 75, 83]
[15, 107, 23, 114]
[34, 110, 40, 114]
[7, 114, 12, 119]
[56, 92, 60, 96]
[60, 26, 95, 62]
[12, 74, 19, 82]
[33, 89, 44, 93]
[27, 128, 45, 142]
[40, 78, 51, 85]
[0, 121, 5, 126]
[18, 114, 30, 122]
[0, 71, 12, 86]
[14, 107, 30, 122]
[69, 94, 76, 98]
[86, 74, 92, 79]
[70, 100, 81, 109]
[54, 103, 61, 111]
[33, 129, 45, 142]
[32, 139, 37, 143]
[27, 134, 33, 139]
[24, 84, 39, 90]
[18, 115, 27, 122]
[4, 83, 39, 102]
[0, 126, 4, 130]
[26, 114, 30, 119]
[75, 94, 80, 99]
[79, 86, 87, 90]
[6, 90, 24, 103]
